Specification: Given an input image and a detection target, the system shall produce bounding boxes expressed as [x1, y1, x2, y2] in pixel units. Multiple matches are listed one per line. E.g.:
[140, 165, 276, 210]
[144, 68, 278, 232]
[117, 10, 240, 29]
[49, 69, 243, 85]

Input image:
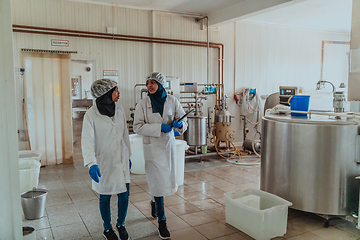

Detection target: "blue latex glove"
[161, 124, 172, 133]
[172, 120, 183, 128]
[129, 159, 132, 169]
[89, 165, 101, 183]
[174, 131, 180, 137]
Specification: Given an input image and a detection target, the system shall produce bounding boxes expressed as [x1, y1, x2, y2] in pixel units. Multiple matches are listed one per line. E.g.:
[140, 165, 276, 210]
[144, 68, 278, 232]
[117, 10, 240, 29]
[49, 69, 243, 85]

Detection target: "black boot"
[158, 220, 170, 239]
[103, 229, 119, 240]
[116, 225, 129, 240]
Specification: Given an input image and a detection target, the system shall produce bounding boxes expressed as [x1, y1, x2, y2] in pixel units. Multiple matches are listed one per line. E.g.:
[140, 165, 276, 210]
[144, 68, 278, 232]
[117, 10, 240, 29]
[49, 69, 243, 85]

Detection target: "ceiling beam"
[208, 0, 304, 26]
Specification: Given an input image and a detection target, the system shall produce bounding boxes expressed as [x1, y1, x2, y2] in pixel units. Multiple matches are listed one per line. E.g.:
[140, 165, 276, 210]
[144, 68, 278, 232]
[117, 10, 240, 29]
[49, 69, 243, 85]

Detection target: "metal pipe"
[153, 10, 205, 18]
[180, 96, 207, 99]
[218, 47, 221, 100]
[316, 80, 336, 92]
[207, 107, 212, 134]
[180, 101, 203, 104]
[195, 93, 198, 116]
[141, 89, 148, 100]
[221, 44, 224, 99]
[234, 22, 236, 91]
[180, 83, 217, 86]
[13, 28, 220, 48]
[207, 17, 210, 84]
[134, 83, 146, 106]
[12, 24, 223, 47]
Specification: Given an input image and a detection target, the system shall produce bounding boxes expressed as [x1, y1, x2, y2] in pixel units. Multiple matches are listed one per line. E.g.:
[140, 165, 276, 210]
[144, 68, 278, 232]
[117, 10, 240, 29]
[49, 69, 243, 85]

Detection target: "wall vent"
[21, 48, 77, 54]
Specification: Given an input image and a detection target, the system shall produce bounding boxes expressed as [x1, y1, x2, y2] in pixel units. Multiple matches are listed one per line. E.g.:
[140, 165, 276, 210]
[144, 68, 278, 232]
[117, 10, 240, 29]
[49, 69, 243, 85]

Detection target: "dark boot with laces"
[150, 200, 157, 219]
[103, 229, 119, 240]
[116, 225, 129, 240]
[158, 220, 170, 239]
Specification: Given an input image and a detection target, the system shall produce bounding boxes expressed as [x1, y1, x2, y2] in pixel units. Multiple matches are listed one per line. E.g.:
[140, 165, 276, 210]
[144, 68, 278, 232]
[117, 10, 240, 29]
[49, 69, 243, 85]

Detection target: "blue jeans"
[99, 183, 129, 231]
[154, 196, 166, 223]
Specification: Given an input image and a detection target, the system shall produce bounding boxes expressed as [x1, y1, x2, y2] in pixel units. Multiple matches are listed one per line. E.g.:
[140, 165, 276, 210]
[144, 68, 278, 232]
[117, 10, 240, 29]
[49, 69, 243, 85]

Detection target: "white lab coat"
[81, 102, 131, 195]
[133, 95, 188, 197]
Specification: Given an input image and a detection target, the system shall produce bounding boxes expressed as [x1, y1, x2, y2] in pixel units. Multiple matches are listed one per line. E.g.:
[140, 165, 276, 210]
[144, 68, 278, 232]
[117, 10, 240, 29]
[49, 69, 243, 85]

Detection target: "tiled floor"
[23, 122, 360, 239]
[23, 153, 360, 240]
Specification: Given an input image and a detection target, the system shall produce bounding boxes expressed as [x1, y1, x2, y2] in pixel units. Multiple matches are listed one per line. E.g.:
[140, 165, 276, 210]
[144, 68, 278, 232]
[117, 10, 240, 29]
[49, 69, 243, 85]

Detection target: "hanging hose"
[214, 136, 256, 165]
[234, 87, 262, 159]
[241, 88, 260, 125]
[252, 139, 261, 158]
[214, 139, 238, 160]
[251, 131, 261, 158]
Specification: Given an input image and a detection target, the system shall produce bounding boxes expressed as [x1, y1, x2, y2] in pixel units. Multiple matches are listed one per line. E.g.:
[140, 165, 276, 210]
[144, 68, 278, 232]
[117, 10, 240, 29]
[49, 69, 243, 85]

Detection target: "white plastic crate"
[19, 150, 42, 163]
[225, 188, 292, 240]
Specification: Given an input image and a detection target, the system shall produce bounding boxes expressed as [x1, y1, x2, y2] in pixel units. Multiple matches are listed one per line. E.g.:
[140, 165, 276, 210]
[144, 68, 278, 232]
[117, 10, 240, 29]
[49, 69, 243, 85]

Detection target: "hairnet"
[147, 72, 166, 87]
[91, 79, 117, 98]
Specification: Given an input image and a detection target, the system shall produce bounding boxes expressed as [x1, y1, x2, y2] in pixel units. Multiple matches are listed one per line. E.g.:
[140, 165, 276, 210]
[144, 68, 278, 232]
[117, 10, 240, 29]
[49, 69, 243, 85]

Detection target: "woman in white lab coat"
[81, 79, 131, 240]
[133, 72, 187, 239]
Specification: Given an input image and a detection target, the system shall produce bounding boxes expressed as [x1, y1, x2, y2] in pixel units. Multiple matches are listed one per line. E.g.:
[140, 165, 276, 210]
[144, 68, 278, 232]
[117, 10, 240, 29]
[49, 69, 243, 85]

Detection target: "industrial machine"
[130, 77, 260, 163]
[316, 79, 346, 113]
[279, 86, 302, 105]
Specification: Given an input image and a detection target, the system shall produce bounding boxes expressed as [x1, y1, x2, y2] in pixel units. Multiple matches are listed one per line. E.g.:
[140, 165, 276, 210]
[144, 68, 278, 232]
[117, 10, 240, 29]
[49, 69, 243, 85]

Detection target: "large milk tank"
[261, 113, 360, 215]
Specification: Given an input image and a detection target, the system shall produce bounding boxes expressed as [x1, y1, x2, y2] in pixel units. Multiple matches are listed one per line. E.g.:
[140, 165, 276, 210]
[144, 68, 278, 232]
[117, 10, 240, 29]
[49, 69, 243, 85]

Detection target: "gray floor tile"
[63, 180, 89, 190]
[91, 232, 106, 240]
[126, 219, 158, 239]
[74, 199, 99, 216]
[39, 182, 65, 191]
[135, 235, 162, 240]
[52, 222, 90, 240]
[46, 203, 78, 216]
[35, 227, 54, 240]
[48, 213, 83, 228]
[68, 191, 98, 202]
[46, 194, 72, 207]
[81, 214, 117, 234]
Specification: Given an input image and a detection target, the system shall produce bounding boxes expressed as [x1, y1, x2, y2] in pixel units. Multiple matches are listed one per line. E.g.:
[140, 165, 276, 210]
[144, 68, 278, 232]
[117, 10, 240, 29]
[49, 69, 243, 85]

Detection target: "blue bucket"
[288, 95, 310, 116]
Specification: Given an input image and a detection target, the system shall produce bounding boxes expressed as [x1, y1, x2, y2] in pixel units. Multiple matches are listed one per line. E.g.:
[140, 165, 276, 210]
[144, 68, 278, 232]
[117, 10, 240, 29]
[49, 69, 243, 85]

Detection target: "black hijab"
[148, 83, 167, 117]
[96, 87, 116, 117]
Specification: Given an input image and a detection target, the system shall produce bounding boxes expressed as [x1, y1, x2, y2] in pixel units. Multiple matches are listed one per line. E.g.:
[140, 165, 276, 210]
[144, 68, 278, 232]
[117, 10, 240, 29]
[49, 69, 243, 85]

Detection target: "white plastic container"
[19, 159, 41, 194]
[19, 150, 42, 163]
[129, 134, 146, 174]
[225, 188, 292, 240]
[175, 140, 189, 186]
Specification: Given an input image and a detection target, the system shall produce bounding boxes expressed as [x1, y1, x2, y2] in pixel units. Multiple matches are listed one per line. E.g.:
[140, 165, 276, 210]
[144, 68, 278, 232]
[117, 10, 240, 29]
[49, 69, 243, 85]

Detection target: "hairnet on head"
[91, 79, 117, 98]
[147, 72, 166, 87]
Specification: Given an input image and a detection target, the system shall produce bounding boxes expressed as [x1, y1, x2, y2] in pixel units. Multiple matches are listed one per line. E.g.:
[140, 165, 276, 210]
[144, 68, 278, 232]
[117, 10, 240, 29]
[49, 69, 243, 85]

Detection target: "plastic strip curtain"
[24, 53, 72, 165]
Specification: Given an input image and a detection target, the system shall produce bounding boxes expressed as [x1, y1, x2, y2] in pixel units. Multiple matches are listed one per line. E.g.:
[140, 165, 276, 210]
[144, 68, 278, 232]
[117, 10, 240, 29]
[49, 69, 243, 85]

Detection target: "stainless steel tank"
[184, 116, 207, 146]
[216, 110, 232, 122]
[261, 113, 360, 215]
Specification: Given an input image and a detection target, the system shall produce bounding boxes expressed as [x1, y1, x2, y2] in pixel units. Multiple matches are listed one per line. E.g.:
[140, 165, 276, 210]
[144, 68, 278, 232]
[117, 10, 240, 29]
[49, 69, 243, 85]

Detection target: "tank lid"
[217, 110, 232, 116]
[187, 115, 207, 119]
[263, 112, 358, 125]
